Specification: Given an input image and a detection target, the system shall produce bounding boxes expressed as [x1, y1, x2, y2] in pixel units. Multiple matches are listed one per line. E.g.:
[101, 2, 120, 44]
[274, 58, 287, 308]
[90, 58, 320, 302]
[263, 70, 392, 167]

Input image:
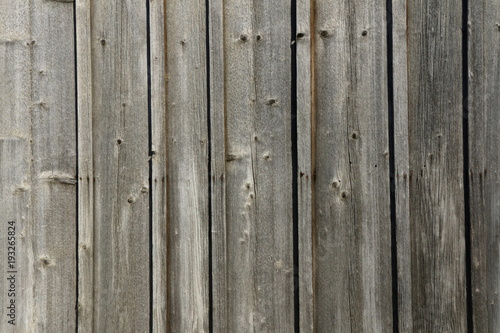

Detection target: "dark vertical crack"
[205, 0, 214, 330]
[291, 0, 299, 331]
[146, 0, 153, 331]
[385, 0, 399, 332]
[462, 0, 473, 331]
[73, 0, 79, 331]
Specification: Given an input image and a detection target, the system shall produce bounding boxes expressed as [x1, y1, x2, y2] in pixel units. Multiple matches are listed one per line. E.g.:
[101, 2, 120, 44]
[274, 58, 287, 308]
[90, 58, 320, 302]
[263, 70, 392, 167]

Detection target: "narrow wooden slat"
[89, 0, 150, 330]
[391, 0, 412, 331]
[296, 0, 314, 330]
[76, 0, 94, 329]
[469, 0, 500, 330]
[398, 0, 467, 331]
[0, 2, 34, 331]
[165, 0, 209, 330]
[30, 0, 77, 331]
[312, 0, 392, 330]
[215, 0, 294, 331]
[1, 0, 76, 331]
[150, 0, 167, 331]
[208, 0, 228, 330]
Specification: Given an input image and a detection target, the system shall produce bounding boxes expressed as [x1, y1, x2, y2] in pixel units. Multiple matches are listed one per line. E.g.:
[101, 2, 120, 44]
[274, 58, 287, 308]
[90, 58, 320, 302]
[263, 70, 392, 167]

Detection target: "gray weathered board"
[0, 0, 76, 332]
[396, 0, 467, 331]
[303, 0, 393, 330]
[468, 0, 500, 331]
[0, 0, 498, 332]
[212, 0, 295, 331]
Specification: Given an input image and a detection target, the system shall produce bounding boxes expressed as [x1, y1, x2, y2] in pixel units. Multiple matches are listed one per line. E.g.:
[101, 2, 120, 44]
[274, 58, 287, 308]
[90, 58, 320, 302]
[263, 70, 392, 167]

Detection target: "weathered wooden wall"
[0, 0, 499, 332]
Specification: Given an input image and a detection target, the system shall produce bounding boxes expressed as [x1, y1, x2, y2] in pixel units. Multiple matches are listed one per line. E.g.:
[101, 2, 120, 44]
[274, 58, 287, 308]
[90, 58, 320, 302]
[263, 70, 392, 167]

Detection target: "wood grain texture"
[76, 0, 94, 330]
[399, 0, 467, 331]
[0, 139, 32, 333]
[165, 0, 209, 330]
[0, 2, 34, 331]
[468, 0, 500, 331]
[312, 0, 392, 331]
[1, 0, 76, 331]
[218, 0, 294, 331]
[3, 1, 499, 331]
[150, 0, 167, 332]
[296, 0, 314, 331]
[30, 0, 76, 331]
[89, 0, 150, 331]
[391, 0, 412, 331]
[208, 0, 228, 330]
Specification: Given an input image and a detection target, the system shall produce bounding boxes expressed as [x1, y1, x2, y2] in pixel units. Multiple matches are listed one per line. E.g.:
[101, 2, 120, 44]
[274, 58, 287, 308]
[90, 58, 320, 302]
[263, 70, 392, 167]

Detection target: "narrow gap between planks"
[146, 0, 154, 330]
[291, 0, 300, 331]
[73, 0, 80, 330]
[461, 0, 473, 330]
[385, 0, 399, 331]
[205, 0, 214, 330]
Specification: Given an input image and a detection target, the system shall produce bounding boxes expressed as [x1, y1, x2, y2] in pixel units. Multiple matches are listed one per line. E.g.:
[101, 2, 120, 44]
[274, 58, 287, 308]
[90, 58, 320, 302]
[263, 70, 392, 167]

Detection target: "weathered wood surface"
[208, 0, 228, 330]
[164, 0, 209, 330]
[0, 0, 76, 332]
[2, 0, 500, 331]
[75, 0, 94, 330]
[212, 0, 295, 331]
[80, 0, 151, 331]
[391, 0, 412, 331]
[468, 0, 500, 331]
[30, 0, 77, 331]
[310, 0, 392, 331]
[398, 0, 467, 331]
[0, 140, 32, 333]
[0, 2, 34, 331]
[150, 0, 168, 331]
[296, 0, 314, 330]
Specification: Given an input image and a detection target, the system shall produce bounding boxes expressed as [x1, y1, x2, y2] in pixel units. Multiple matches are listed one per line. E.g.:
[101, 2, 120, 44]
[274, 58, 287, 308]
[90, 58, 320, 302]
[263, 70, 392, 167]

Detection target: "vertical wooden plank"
[0, 2, 34, 331]
[391, 0, 412, 331]
[1, 0, 77, 331]
[165, 0, 209, 330]
[296, 0, 314, 330]
[208, 0, 228, 330]
[215, 0, 294, 331]
[0, 140, 32, 332]
[150, 0, 167, 332]
[398, 0, 467, 331]
[312, 0, 392, 331]
[88, 0, 150, 330]
[469, 0, 500, 330]
[30, 0, 77, 331]
[76, 0, 93, 330]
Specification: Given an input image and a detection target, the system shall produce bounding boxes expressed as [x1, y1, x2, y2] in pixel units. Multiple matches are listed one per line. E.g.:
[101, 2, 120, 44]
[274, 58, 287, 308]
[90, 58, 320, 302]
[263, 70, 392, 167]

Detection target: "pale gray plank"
[165, 0, 209, 330]
[0, 4, 34, 332]
[89, 0, 150, 330]
[0, 138, 32, 333]
[296, 0, 314, 330]
[0, 0, 76, 331]
[469, 0, 500, 331]
[76, 0, 94, 330]
[220, 0, 294, 331]
[30, 0, 76, 331]
[399, 0, 467, 331]
[391, 0, 412, 331]
[208, 0, 228, 330]
[312, 0, 392, 331]
[150, 0, 167, 331]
